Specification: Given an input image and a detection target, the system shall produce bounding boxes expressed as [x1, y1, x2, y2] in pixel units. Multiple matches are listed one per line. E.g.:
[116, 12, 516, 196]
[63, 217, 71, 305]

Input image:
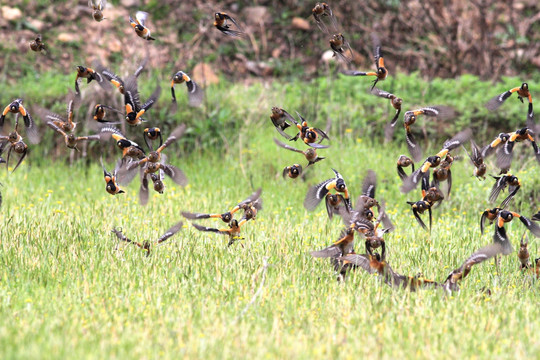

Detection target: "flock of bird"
[1, 2, 539, 292]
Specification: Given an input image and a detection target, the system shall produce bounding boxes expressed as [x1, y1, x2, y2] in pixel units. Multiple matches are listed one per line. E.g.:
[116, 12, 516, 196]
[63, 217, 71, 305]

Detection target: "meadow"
[1, 74, 540, 359]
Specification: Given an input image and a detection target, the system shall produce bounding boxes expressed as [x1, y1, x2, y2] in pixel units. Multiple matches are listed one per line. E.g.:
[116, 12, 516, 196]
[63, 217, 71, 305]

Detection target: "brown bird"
[273, 138, 325, 167]
[463, 140, 487, 180]
[214, 12, 246, 38]
[89, 0, 107, 22]
[29, 34, 46, 53]
[311, 227, 355, 259]
[111, 221, 183, 256]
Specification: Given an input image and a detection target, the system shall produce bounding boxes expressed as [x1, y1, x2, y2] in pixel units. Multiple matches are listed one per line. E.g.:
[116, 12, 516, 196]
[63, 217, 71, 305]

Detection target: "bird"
[95, 58, 148, 95]
[312, 2, 338, 34]
[481, 132, 510, 159]
[34, 92, 79, 133]
[101, 158, 125, 195]
[401, 128, 471, 193]
[192, 219, 248, 247]
[342, 34, 388, 90]
[304, 169, 351, 212]
[29, 34, 46, 53]
[47, 122, 101, 151]
[329, 33, 352, 63]
[123, 75, 162, 126]
[171, 71, 204, 107]
[273, 138, 325, 167]
[0, 126, 28, 173]
[74, 66, 103, 95]
[488, 173, 521, 208]
[289, 112, 330, 148]
[310, 227, 355, 259]
[214, 12, 246, 38]
[397, 155, 415, 180]
[270, 107, 296, 140]
[0, 99, 40, 144]
[282, 164, 303, 179]
[88, 0, 107, 22]
[441, 243, 505, 293]
[463, 140, 487, 180]
[129, 11, 155, 40]
[182, 188, 262, 224]
[370, 87, 403, 128]
[401, 106, 455, 162]
[486, 83, 533, 122]
[496, 127, 540, 171]
[111, 221, 183, 256]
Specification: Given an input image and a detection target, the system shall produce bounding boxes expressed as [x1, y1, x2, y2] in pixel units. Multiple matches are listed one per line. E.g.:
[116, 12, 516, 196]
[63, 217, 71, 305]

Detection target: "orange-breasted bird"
[74, 66, 103, 95]
[481, 132, 510, 159]
[182, 188, 262, 224]
[123, 75, 161, 126]
[101, 157, 124, 195]
[143, 127, 163, 150]
[305, 168, 351, 212]
[29, 34, 46, 53]
[402, 106, 455, 162]
[171, 71, 203, 107]
[104, 127, 146, 160]
[496, 127, 540, 171]
[342, 34, 387, 90]
[127, 125, 187, 186]
[111, 221, 183, 256]
[95, 58, 147, 95]
[311, 227, 355, 259]
[129, 11, 155, 40]
[486, 83, 533, 122]
[214, 12, 246, 38]
[289, 112, 330, 148]
[93, 104, 123, 123]
[0, 99, 39, 144]
[401, 128, 471, 193]
[282, 164, 303, 179]
[480, 207, 502, 235]
[192, 218, 248, 247]
[431, 153, 455, 198]
[493, 210, 540, 255]
[406, 172, 444, 231]
[273, 138, 325, 167]
[88, 0, 107, 22]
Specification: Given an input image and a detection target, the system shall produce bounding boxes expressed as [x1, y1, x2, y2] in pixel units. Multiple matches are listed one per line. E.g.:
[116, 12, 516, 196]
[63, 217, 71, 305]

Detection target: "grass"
[0, 122, 539, 358]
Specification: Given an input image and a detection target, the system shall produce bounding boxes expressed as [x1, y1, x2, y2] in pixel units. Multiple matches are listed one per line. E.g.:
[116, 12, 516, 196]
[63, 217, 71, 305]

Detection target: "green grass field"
[1, 119, 539, 358]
